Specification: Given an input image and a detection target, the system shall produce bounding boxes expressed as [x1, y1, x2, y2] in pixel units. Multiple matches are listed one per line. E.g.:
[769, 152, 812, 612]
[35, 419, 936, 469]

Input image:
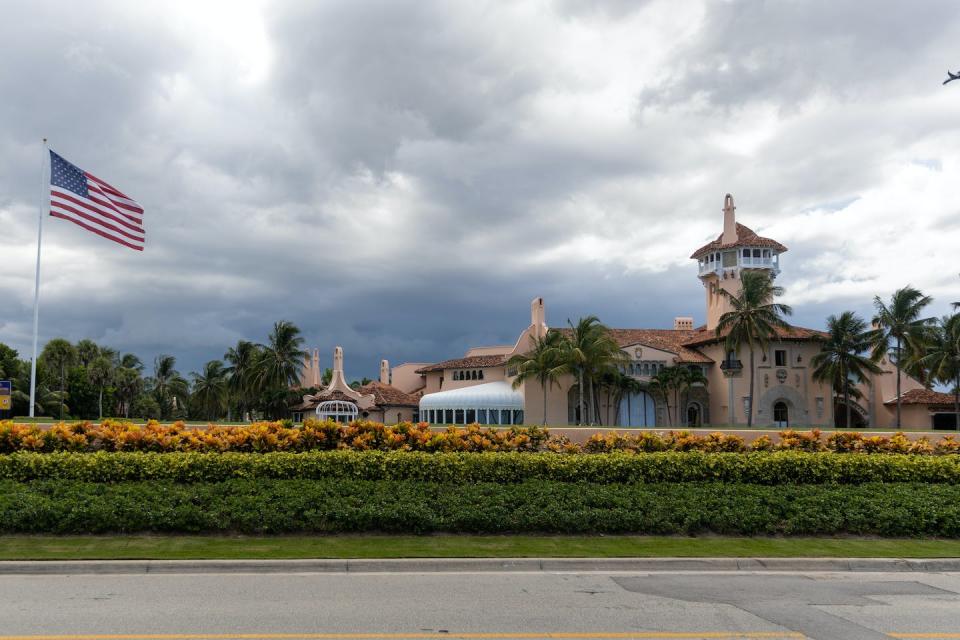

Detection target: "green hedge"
[1, 479, 959, 536]
[3, 450, 960, 485]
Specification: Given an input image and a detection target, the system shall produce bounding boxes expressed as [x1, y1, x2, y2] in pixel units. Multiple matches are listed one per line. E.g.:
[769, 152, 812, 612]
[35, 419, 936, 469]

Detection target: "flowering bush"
[0, 419, 958, 455]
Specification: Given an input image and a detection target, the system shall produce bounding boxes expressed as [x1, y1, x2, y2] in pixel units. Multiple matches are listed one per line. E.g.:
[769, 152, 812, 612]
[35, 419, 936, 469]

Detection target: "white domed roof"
[419, 381, 524, 410]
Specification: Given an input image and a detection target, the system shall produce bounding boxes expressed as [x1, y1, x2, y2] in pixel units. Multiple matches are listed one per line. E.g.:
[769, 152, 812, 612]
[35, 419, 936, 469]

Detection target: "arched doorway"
[686, 402, 702, 427]
[773, 401, 789, 428]
[617, 390, 657, 427]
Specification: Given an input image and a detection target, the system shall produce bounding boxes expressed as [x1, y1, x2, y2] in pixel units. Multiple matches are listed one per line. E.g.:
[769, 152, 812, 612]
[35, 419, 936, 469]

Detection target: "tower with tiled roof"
[691, 194, 787, 331]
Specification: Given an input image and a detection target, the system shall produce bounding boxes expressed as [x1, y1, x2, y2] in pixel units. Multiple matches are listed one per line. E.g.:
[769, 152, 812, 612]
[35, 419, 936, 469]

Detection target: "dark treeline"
[0, 321, 341, 421]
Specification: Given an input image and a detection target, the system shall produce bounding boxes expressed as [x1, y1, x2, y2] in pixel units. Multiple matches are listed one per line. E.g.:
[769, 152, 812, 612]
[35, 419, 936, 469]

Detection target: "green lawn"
[1, 535, 959, 560]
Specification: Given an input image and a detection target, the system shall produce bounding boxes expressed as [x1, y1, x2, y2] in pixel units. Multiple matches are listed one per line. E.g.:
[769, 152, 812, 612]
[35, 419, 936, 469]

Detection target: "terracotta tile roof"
[415, 355, 508, 373]
[682, 324, 827, 347]
[884, 388, 958, 407]
[552, 328, 713, 364]
[292, 383, 420, 411]
[290, 389, 359, 411]
[690, 223, 788, 260]
[356, 381, 421, 407]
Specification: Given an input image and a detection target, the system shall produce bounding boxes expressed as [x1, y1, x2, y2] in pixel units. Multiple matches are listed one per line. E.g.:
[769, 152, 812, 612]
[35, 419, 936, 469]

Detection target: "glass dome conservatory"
[419, 380, 525, 425]
[316, 399, 359, 424]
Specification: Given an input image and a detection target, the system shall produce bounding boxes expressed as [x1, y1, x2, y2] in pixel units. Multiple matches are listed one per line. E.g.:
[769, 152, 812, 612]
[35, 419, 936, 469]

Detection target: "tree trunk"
[577, 370, 584, 426]
[895, 336, 902, 428]
[844, 387, 851, 431]
[747, 348, 755, 428]
[59, 364, 65, 420]
[587, 380, 594, 425]
[955, 372, 959, 432]
[98, 388, 103, 420]
[542, 382, 548, 426]
[592, 381, 602, 426]
[626, 393, 632, 427]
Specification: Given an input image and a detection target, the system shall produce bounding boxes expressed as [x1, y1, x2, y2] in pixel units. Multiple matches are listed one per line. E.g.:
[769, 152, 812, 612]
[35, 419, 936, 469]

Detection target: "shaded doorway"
[773, 401, 789, 428]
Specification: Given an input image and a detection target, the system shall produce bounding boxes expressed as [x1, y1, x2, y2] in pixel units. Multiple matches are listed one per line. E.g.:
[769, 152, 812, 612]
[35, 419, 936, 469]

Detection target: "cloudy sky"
[1, 0, 959, 379]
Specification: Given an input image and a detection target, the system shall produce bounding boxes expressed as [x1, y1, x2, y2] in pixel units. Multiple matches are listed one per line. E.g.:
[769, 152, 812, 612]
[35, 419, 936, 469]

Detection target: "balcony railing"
[698, 256, 780, 276]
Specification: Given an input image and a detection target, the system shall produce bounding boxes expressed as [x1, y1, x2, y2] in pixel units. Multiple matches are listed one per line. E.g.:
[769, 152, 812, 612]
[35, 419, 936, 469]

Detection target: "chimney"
[673, 317, 694, 331]
[722, 194, 738, 244]
[380, 359, 390, 385]
[530, 297, 546, 338]
[311, 349, 320, 387]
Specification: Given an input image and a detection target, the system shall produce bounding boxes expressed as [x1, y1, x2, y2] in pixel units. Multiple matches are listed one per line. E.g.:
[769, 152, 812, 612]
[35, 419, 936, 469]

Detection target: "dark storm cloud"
[1, 0, 959, 379]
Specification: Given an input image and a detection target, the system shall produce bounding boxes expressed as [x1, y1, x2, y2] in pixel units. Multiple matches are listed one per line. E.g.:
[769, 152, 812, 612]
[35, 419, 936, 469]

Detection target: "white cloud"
[1, 0, 959, 375]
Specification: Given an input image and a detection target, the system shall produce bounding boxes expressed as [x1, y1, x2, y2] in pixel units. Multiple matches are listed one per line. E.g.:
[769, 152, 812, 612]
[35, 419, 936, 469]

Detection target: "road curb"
[1, 557, 959, 575]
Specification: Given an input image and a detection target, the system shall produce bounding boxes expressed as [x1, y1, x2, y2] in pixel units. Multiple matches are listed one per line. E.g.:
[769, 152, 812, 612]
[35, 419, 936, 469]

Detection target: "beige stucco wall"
[443, 367, 506, 390]
[895, 405, 933, 429]
[698, 339, 834, 427]
[860, 360, 926, 428]
[389, 363, 429, 394]
[362, 407, 416, 425]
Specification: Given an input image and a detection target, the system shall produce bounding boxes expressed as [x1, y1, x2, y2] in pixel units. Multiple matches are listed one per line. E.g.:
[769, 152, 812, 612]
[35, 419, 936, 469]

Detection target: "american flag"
[49, 150, 145, 251]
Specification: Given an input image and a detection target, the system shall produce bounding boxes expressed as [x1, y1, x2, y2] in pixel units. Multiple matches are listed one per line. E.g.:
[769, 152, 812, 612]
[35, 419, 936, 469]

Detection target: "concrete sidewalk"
[1, 556, 959, 574]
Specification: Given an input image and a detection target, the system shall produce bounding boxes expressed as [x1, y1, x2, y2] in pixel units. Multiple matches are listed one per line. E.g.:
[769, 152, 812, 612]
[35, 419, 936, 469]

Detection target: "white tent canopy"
[419, 381, 524, 425]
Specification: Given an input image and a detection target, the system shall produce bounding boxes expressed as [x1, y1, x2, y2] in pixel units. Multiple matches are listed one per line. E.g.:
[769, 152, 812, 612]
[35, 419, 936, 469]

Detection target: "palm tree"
[614, 372, 642, 426]
[508, 332, 568, 425]
[152, 354, 189, 420]
[716, 270, 793, 427]
[117, 353, 143, 372]
[87, 355, 115, 419]
[811, 311, 883, 429]
[110, 352, 143, 418]
[674, 365, 708, 426]
[39, 338, 77, 420]
[224, 340, 260, 421]
[75, 339, 101, 368]
[920, 314, 960, 430]
[12, 385, 65, 417]
[560, 317, 625, 425]
[255, 321, 307, 392]
[871, 286, 934, 428]
[113, 366, 143, 418]
[648, 367, 676, 426]
[191, 360, 229, 421]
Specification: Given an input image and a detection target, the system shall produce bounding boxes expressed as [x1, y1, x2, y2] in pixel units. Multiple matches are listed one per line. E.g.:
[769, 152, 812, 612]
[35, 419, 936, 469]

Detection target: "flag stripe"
[52, 189, 144, 234]
[49, 197, 146, 243]
[85, 176, 144, 214]
[89, 184, 144, 215]
[50, 212, 144, 251]
[86, 173, 142, 209]
[85, 186, 144, 226]
[87, 194, 144, 226]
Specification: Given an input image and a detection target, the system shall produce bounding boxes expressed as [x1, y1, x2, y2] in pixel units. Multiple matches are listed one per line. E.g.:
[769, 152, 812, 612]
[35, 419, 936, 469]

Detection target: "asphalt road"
[1, 569, 959, 640]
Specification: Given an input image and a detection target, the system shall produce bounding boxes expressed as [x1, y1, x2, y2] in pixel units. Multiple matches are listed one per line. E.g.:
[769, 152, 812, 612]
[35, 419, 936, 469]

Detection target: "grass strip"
[1, 534, 960, 560]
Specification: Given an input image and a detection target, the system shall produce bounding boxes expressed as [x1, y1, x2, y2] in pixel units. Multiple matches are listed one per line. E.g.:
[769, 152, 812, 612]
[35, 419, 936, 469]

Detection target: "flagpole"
[28, 139, 47, 418]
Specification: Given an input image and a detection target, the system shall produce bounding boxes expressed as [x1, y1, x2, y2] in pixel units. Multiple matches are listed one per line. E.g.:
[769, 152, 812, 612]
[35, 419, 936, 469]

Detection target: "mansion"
[294, 195, 954, 429]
